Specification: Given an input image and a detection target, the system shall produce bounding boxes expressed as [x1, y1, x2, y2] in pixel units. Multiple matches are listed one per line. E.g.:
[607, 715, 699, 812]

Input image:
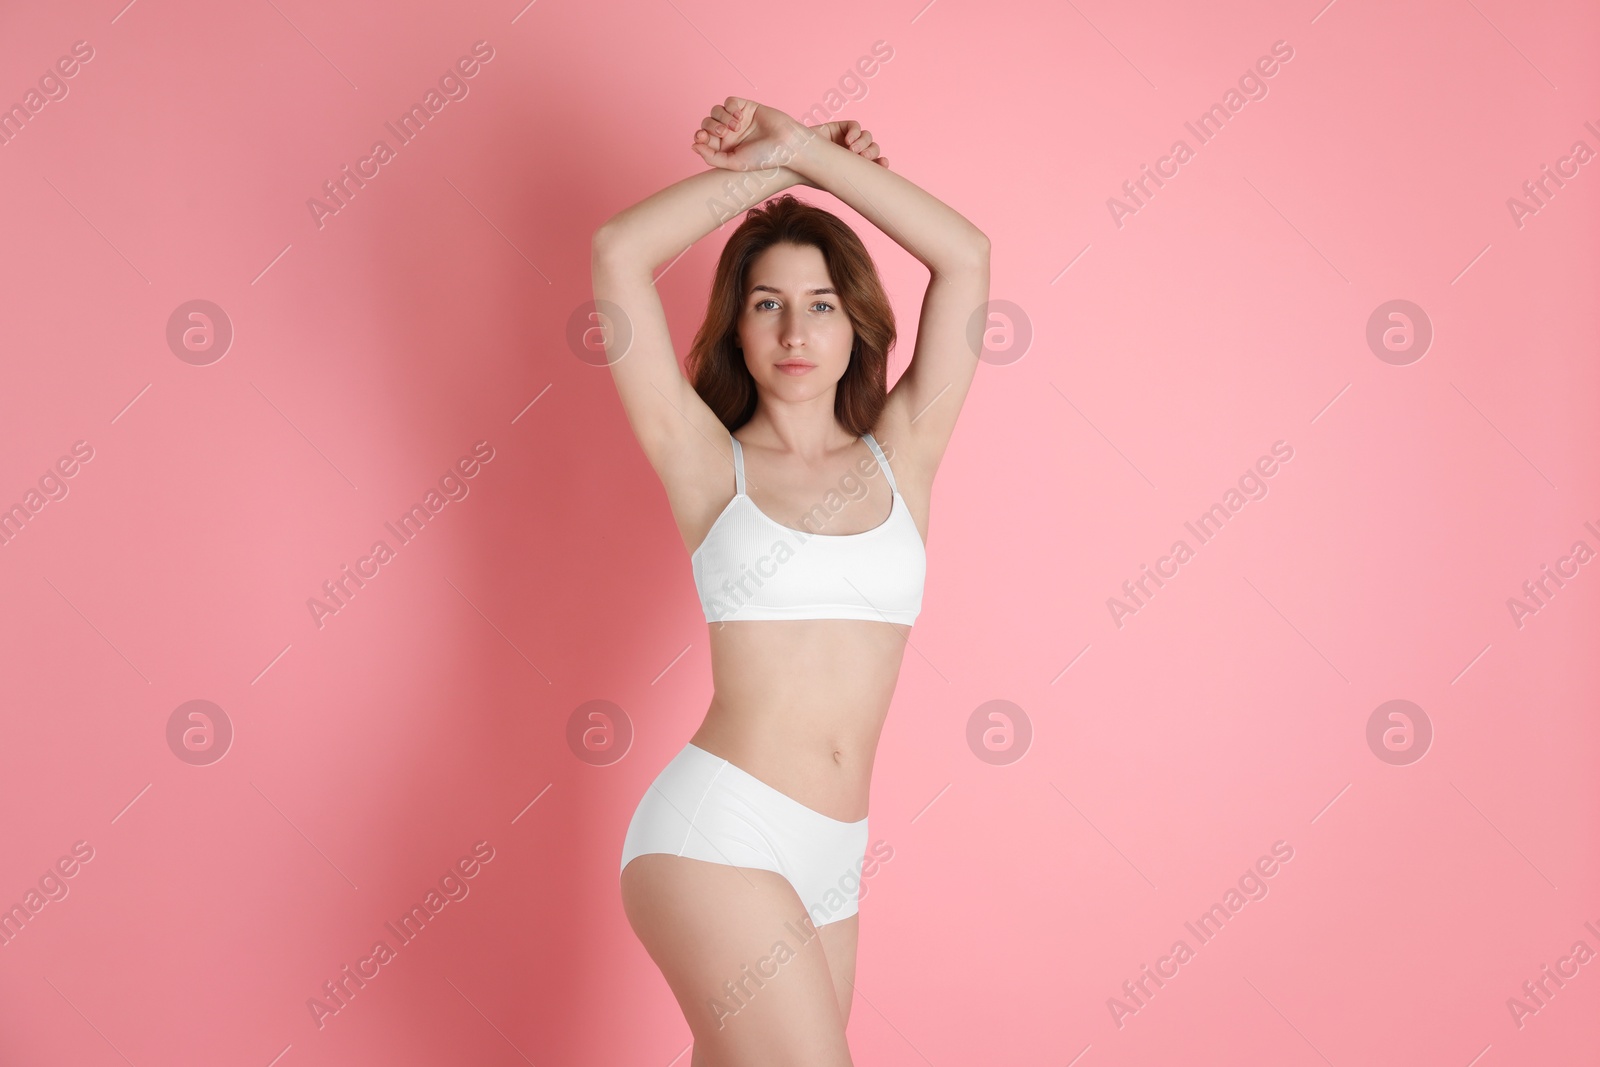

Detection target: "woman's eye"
[754, 298, 834, 312]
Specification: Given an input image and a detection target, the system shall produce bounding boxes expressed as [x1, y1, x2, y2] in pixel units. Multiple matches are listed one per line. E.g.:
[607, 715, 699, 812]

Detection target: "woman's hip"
[619, 742, 870, 924]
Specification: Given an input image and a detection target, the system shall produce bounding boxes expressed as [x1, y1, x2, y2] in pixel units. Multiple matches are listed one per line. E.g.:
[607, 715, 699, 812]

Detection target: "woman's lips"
[776, 361, 815, 375]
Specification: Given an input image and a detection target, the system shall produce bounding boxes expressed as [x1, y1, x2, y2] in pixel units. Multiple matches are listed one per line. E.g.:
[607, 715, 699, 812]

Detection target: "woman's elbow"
[945, 230, 989, 273]
[591, 220, 622, 257]
[592, 215, 641, 260]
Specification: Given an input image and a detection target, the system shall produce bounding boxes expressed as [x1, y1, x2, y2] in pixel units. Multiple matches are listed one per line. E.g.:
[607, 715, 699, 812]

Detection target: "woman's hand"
[691, 98, 889, 178]
[690, 97, 806, 172]
[807, 119, 888, 171]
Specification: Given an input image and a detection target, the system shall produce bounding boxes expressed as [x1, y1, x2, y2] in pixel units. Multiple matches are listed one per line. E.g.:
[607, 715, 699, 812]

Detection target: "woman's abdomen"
[693, 619, 910, 821]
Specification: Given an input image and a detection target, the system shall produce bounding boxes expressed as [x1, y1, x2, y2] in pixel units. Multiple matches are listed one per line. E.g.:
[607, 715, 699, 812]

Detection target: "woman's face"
[737, 242, 855, 399]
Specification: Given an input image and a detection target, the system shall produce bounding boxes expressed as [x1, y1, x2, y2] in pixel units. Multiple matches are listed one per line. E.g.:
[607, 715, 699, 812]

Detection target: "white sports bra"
[690, 432, 926, 625]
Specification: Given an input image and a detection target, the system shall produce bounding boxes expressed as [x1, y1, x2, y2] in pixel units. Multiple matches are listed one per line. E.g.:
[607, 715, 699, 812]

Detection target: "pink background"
[2, 0, 1597, 1063]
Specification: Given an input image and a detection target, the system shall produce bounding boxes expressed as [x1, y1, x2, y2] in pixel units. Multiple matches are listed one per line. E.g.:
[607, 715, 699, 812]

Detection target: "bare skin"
[596, 97, 989, 1066]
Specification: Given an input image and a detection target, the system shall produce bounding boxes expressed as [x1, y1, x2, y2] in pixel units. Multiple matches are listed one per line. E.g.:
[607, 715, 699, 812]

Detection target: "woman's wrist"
[752, 109, 825, 185]
[779, 125, 838, 188]
[776, 163, 816, 190]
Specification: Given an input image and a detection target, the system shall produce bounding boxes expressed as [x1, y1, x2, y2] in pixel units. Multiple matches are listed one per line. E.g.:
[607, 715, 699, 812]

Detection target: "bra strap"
[730, 435, 746, 495]
[862, 434, 898, 493]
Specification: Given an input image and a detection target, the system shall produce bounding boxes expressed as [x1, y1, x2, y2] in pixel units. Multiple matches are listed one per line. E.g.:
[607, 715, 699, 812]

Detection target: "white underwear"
[620, 742, 870, 927]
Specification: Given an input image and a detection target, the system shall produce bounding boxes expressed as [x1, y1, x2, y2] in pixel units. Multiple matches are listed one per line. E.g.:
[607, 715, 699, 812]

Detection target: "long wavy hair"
[685, 193, 896, 436]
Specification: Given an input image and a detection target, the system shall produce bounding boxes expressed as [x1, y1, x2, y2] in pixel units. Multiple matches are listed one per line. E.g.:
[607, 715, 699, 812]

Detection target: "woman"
[592, 96, 989, 1066]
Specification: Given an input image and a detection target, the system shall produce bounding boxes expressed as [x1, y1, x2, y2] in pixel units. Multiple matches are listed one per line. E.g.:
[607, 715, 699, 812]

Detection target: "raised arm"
[754, 101, 991, 476]
[795, 126, 988, 474]
[590, 163, 802, 481]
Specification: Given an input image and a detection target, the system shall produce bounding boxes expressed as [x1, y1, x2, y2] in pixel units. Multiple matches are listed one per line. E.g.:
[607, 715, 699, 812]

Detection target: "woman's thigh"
[622, 853, 853, 1067]
[816, 914, 859, 1026]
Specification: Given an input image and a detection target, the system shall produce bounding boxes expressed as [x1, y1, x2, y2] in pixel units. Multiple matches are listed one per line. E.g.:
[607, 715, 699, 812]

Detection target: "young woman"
[593, 96, 988, 1066]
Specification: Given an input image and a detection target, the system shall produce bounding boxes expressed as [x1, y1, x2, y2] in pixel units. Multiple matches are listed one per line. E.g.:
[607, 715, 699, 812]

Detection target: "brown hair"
[685, 193, 896, 435]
